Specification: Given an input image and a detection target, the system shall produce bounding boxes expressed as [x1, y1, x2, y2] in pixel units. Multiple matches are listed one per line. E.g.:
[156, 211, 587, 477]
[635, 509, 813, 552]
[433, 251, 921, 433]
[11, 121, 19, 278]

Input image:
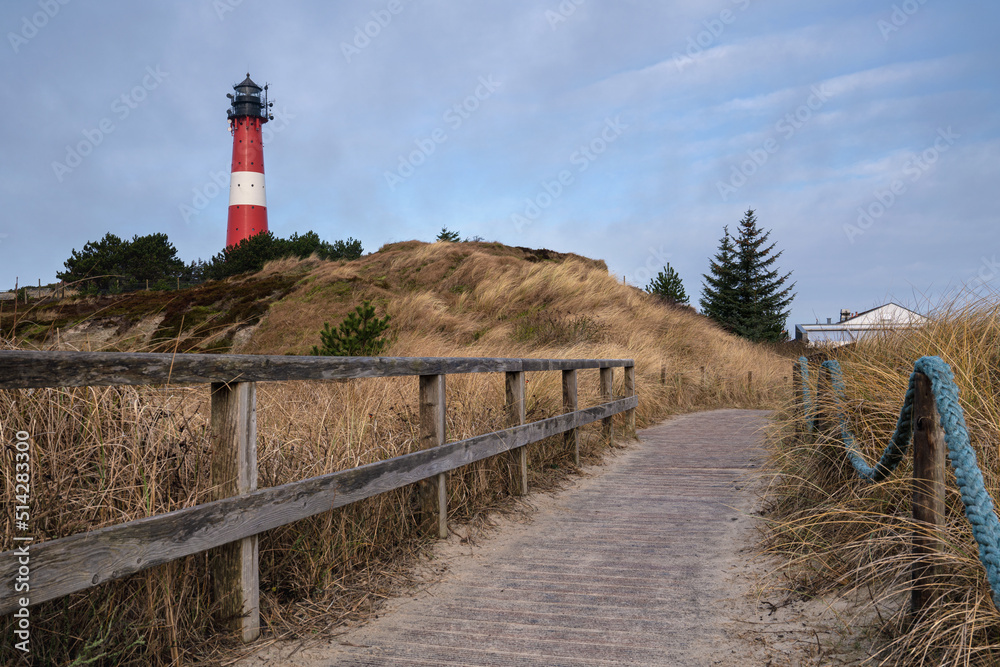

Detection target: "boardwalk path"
[239, 409, 773, 666]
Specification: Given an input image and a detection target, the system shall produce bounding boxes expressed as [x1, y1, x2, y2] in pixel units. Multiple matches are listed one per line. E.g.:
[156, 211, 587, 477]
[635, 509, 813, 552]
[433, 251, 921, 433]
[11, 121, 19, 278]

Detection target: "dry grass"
[0, 241, 787, 665]
[763, 295, 1000, 665]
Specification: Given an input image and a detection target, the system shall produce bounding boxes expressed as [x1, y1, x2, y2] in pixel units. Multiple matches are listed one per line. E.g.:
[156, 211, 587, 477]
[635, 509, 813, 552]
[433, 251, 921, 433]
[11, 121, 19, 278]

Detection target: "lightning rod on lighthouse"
[226, 73, 274, 248]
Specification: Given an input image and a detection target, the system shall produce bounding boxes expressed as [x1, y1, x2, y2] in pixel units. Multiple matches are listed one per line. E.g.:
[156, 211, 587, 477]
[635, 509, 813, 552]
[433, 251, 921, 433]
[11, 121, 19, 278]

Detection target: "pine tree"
[57, 232, 126, 292]
[701, 210, 795, 342]
[699, 226, 739, 325]
[311, 301, 392, 356]
[436, 227, 460, 242]
[646, 263, 689, 304]
[122, 233, 185, 283]
[58, 232, 185, 292]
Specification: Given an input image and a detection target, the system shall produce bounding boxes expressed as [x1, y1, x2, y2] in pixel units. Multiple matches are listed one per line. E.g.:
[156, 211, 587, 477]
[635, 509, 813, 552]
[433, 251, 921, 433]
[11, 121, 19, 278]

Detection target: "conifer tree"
[311, 301, 392, 356]
[436, 227, 460, 242]
[700, 210, 795, 342]
[699, 226, 739, 325]
[646, 263, 689, 304]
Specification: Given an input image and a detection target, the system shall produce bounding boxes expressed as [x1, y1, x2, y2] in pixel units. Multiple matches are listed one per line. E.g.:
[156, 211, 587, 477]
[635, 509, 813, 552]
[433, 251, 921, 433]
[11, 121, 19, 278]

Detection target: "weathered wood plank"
[505, 371, 527, 496]
[209, 381, 259, 642]
[600, 367, 614, 445]
[816, 361, 832, 437]
[0, 395, 636, 616]
[791, 360, 802, 442]
[562, 369, 579, 466]
[912, 371, 946, 614]
[419, 374, 448, 539]
[519, 359, 632, 372]
[0, 351, 635, 389]
[624, 365, 636, 435]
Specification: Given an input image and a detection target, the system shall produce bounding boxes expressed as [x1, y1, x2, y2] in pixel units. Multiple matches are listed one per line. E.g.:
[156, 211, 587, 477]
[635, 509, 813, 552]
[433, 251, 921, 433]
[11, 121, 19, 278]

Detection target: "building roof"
[794, 303, 927, 345]
[796, 303, 926, 333]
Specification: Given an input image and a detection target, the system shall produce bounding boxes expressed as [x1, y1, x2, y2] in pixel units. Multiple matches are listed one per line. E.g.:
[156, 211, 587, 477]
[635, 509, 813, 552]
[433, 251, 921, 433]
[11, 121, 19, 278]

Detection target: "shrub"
[311, 301, 392, 356]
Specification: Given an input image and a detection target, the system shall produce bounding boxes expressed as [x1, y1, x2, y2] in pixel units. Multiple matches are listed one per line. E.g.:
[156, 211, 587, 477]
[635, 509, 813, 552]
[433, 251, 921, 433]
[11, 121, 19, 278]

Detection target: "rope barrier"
[797, 355, 1000, 607]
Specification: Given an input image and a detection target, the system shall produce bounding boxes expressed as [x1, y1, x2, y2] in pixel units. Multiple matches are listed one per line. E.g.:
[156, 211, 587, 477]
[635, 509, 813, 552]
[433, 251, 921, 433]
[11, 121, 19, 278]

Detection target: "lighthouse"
[226, 74, 273, 248]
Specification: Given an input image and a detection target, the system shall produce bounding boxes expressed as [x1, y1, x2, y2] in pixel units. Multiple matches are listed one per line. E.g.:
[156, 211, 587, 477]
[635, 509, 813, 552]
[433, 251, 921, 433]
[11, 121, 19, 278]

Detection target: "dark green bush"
[311, 301, 392, 356]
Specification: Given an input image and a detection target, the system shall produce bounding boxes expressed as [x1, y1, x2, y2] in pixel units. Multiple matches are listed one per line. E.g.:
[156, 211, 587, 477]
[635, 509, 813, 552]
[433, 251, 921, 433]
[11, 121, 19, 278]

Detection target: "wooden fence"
[793, 357, 945, 613]
[0, 350, 636, 641]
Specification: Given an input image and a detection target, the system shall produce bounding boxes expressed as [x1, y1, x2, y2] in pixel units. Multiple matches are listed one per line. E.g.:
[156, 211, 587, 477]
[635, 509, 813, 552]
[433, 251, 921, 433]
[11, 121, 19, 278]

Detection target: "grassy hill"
[3, 240, 788, 417]
[0, 240, 790, 665]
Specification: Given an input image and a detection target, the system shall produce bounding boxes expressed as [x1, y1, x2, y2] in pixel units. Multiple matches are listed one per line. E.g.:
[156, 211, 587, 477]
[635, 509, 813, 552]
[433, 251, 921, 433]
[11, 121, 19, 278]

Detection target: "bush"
[311, 301, 392, 356]
[204, 232, 364, 280]
[57, 232, 184, 292]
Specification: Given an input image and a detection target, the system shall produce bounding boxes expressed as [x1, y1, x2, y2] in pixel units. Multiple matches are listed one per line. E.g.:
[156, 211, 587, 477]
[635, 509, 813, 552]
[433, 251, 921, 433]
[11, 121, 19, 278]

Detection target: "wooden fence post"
[816, 361, 832, 438]
[600, 367, 614, 446]
[625, 365, 636, 435]
[791, 360, 803, 441]
[562, 369, 580, 466]
[209, 381, 259, 643]
[912, 371, 946, 614]
[506, 371, 527, 495]
[419, 374, 448, 539]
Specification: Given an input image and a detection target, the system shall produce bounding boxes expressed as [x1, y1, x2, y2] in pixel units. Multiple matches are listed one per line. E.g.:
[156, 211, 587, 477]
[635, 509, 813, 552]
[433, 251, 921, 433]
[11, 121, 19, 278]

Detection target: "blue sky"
[2, 0, 997, 330]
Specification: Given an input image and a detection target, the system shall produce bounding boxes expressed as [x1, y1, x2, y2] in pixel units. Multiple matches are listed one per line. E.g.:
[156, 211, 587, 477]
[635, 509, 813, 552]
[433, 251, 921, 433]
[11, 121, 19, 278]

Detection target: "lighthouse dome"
[228, 73, 267, 120]
[234, 74, 261, 95]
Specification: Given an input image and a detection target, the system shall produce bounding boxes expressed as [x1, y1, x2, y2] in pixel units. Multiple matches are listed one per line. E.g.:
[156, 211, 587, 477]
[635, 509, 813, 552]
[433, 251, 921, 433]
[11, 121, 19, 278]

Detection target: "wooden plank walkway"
[239, 409, 771, 667]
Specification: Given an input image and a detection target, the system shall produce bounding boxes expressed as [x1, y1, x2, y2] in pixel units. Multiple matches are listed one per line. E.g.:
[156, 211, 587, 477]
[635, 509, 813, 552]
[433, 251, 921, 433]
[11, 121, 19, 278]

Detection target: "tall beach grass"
[764, 296, 1000, 665]
[1, 242, 788, 665]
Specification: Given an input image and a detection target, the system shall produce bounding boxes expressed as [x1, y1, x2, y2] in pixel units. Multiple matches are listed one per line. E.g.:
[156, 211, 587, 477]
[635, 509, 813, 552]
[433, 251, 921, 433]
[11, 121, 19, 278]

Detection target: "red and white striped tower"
[226, 73, 273, 248]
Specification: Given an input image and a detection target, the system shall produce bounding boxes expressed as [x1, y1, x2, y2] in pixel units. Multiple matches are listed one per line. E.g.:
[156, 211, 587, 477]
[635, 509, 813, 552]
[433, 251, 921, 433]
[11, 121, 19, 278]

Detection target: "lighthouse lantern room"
[226, 73, 274, 248]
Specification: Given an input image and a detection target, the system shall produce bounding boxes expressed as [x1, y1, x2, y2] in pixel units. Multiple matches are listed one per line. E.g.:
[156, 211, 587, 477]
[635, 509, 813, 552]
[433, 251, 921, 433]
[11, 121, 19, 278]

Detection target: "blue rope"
[797, 355, 1000, 607]
[824, 359, 915, 482]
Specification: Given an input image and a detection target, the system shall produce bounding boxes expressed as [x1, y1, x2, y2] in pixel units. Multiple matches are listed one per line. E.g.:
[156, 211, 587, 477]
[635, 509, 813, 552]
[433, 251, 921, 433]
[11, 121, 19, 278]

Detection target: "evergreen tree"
[204, 231, 282, 280]
[436, 227, 460, 242]
[58, 232, 183, 291]
[121, 233, 184, 283]
[204, 232, 364, 280]
[701, 210, 795, 342]
[57, 232, 127, 291]
[646, 263, 689, 304]
[699, 226, 739, 325]
[322, 237, 363, 261]
[285, 230, 325, 259]
[311, 301, 392, 356]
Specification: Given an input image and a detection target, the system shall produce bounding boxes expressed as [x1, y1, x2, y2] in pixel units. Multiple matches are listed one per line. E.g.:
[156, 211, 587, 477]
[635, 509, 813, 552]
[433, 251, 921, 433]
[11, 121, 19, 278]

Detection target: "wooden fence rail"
[0, 351, 636, 642]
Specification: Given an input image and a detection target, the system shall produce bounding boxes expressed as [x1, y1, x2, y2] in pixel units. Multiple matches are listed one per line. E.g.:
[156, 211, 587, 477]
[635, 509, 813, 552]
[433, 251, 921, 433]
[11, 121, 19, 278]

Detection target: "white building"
[794, 303, 927, 347]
